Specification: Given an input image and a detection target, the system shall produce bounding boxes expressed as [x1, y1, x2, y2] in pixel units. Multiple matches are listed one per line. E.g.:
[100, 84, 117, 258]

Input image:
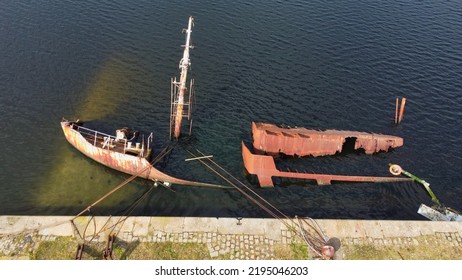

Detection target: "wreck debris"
[187, 149, 335, 259]
[185, 155, 213, 161]
[60, 18, 220, 188]
[395, 97, 407, 125]
[61, 120, 220, 188]
[252, 122, 403, 157]
[242, 142, 411, 187]
[389, 163, 462, 221]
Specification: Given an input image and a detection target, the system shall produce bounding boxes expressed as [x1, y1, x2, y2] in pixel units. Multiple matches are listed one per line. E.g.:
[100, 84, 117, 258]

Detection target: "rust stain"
[252, 122, 403, 157]
[242, 142, 411, 187]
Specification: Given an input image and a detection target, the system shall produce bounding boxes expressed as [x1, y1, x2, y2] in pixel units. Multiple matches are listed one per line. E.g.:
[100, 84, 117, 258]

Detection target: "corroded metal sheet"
[61, 121, 217, 187]
[252, 122, 403, 157]
[242, 142, 411, 187]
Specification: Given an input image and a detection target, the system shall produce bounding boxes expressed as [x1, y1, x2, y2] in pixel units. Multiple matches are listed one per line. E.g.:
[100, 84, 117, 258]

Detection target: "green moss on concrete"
[121, 242, 211, 260]
[0, 234, 35, 259]
[342, 235, 462, 260]
[32, 236, 78, 260]
[273, 242, 309, 260]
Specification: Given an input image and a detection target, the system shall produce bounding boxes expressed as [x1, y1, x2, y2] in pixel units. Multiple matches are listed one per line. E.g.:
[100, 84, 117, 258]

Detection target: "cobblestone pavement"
[0, 232, 290, 260]
[3, 230, 462, 260]
[143, 231, 283, 260]
[1, 216, 461, 259]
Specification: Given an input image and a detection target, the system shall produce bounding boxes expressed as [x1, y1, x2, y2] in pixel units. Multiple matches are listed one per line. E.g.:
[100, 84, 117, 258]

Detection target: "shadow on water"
[34, 55, 149, 212]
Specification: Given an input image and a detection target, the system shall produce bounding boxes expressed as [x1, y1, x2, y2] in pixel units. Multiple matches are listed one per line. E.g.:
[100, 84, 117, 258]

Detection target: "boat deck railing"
[69, 123, 152, 158]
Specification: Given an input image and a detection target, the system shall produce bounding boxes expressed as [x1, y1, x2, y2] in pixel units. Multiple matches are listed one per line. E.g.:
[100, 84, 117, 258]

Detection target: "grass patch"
[273, 243, 309, 260]
[345, 244, 393, 260]
[32, 237, 78, 260]
[343, 235, 462, 260]
[118, 242, 211, 260]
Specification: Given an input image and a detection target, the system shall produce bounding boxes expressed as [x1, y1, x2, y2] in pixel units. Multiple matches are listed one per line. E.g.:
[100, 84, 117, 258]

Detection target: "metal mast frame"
[170, 16, 194, 140]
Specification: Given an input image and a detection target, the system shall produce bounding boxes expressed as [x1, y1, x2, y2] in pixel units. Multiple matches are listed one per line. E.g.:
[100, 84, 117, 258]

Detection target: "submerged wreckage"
[252, 122, 403, 157]
[61, 17, 217, 188]
[60, 120, 216, 187]
[61, 16, 410, 193]
[389, 164, 462, 221]
[243, 142, 411, 187]
[244, 122, 410, 187]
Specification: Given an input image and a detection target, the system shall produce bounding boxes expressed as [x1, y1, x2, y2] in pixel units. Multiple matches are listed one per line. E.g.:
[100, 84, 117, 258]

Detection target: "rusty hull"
[252, 122, 403, 157]
[242, 142, 411, 187]
[61, 121, 217, 187]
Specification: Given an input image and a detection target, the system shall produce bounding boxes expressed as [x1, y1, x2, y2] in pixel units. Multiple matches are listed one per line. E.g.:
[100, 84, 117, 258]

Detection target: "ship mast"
[170, 16, 194, 140]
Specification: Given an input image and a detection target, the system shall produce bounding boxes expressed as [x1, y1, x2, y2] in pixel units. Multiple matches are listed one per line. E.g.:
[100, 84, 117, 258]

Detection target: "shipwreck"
[60, 120, 217, 187]
[252, 122, 403, 157]
[242, 142, 411, 187]
[61, 17, 216, 188]
[244, 122, 409, 187]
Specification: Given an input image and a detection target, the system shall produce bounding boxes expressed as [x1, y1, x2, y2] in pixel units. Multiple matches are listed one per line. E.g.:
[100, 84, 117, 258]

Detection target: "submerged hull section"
[242, 142, 411, 187]
[61, 121, 216, 187]
[252, 122, 403, 157]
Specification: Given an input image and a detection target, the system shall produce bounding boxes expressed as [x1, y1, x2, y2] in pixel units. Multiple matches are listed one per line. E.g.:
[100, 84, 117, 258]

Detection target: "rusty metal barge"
[244, 122, 410, 187]
[252, 122, 403, 157]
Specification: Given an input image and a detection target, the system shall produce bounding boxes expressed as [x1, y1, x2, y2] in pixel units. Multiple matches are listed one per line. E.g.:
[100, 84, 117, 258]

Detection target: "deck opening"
[341, 137, 357, 154]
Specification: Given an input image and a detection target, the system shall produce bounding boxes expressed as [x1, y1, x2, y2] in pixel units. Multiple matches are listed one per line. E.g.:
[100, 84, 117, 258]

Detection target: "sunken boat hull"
[242, 142, 411, 187]
[252, 122, 403, 157]
[61, 121, 216, 187]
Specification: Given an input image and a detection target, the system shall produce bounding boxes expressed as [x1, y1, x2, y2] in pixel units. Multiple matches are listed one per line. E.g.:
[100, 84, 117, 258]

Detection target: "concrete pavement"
[1, 216, 461, 259]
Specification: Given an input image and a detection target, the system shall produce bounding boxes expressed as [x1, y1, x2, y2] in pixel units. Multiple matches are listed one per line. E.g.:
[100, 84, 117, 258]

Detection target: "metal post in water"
[398, 97, 406, 124]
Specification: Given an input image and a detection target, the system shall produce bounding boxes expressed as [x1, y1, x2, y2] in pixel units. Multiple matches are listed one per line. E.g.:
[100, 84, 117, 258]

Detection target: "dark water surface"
[1, 0, 461, 219]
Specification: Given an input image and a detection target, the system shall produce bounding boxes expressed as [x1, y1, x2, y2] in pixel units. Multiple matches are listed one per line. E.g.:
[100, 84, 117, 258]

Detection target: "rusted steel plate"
[242, 142, 411, 187]
[61, 121, 218, 187]
[252, 122, 403, 157]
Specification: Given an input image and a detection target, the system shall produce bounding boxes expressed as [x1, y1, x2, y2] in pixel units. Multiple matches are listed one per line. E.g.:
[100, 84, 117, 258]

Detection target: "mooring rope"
[71, 145, 175, 244]
[186, 149, 329, 258]
[296, 216, 323, 258]
[107, 184, 156, 238]
[72, 145, 174, 220]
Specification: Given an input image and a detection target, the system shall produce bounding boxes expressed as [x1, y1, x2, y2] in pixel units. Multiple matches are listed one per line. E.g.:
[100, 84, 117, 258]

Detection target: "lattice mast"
[170, 16, 195, 140]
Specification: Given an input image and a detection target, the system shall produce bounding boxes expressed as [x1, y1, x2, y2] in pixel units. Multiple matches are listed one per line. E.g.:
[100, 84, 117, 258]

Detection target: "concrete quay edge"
[1, 216, 461, 241]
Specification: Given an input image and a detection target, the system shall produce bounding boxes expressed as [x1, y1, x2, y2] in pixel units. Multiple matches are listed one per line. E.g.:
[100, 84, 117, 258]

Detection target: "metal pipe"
[388, 163, 440, 205]
[185, 155, 213, 161]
